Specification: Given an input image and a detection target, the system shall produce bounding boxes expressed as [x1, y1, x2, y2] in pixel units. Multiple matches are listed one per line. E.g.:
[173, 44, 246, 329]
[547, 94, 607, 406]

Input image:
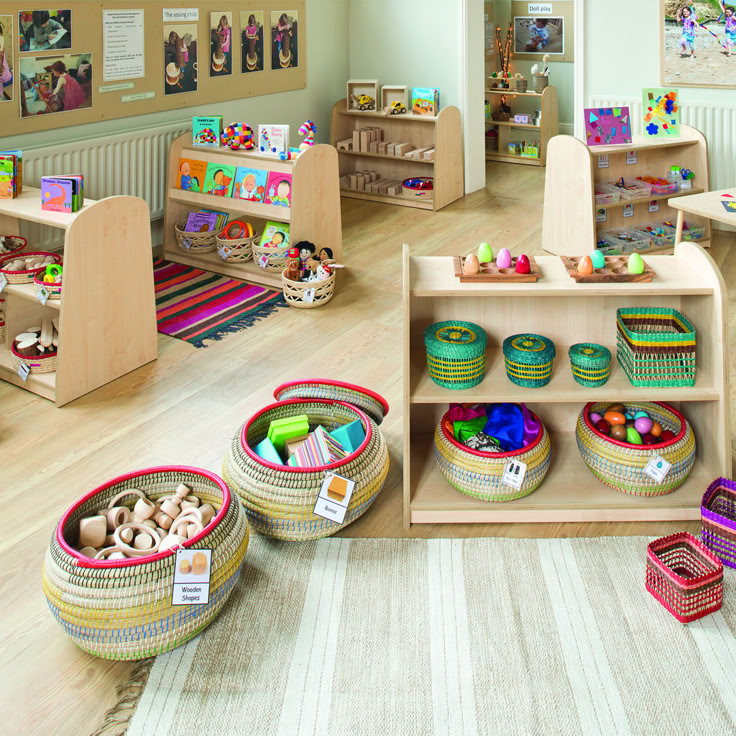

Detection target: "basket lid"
[424, 321, 487, 355]
[272, 379, 389, 425]
[568, 343, 610, 367]
[503, 333, 555, 364]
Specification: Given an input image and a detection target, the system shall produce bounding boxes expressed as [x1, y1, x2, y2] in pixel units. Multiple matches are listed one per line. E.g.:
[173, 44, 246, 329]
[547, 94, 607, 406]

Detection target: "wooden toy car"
[353, 94, 375, 111]
[389, 100, 407, 115]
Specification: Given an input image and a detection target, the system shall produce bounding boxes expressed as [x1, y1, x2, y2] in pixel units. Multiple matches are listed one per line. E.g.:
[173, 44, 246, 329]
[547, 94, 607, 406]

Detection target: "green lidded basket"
[424, 321, 487, 389]
[568, 343, 611, 387]
[503, 333, 555, 387]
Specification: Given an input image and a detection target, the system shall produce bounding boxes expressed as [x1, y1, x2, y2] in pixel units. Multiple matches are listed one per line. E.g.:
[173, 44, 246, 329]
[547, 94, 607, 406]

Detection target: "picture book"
[203, 163, 236, 197]
[41, 176, 75, 212]
[200, 209, 229, 229]
[177, 158, 208, 192]
[584, 107, 632, 146]
[0, 150, 22, 195]
[193, 116, 223, 147]
[258, 124, 289, 157]
[411, 87, 439, 116]
[55, 174, 85, 210]
[233, 167, 268, 202]
[258, 221, 290, 248]
[0, 155, 16, 199]
[642, 89, 680, 139]
[185, 211, 220, 232]
[264, 172, 292, 207]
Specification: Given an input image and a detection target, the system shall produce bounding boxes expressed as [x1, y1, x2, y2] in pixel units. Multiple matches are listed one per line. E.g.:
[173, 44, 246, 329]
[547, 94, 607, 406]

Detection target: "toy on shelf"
[352, 94, 375, 111]
[12, 319, 59, 374]
[402, 177, 433, 201]
[0, 252, 62, 283]
[220, 122, 255, 150]
[381, 84, 409, 114]
[347, 80, 379, 111]
[388, 100, 407, 115]
[503, 333, 555, 388]
[636, 175, 677, 196]
[424, 320, 487, 390]
[34, 263, 64, 300]
[561, 255, 655, 283]
[568, 343, 611, 387]
[662, 219, 705, 241]
[453, 253, 541, 283]
[258, 124, 289, 157]
[279, 120, 316, 160]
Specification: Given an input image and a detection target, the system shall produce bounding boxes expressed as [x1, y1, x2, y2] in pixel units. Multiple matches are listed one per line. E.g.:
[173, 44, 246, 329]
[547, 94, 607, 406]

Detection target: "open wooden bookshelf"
[402, 241, 730, 527]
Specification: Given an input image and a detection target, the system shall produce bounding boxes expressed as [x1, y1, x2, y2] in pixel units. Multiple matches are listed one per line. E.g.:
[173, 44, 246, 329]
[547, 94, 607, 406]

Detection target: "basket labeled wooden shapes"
[701, 477, 736, 569]
[216, 220, 257, 263]
[175, 219, 218, 254]
[0, 251, 62, 284]
[43, 466, 249, 660]
[12, 318, 59, 374]
[561, 255, 655, 283]
[33, 263, 63, 300]
[0, 234, 27, 257]
[576, 401, 696, 496]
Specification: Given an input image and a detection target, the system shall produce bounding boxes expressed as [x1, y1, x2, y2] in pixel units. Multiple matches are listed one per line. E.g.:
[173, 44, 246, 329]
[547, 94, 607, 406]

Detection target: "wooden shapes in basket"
[286, 425, 347, 467]
[453, 255, 541, 283]
[560, 256, 655, 283]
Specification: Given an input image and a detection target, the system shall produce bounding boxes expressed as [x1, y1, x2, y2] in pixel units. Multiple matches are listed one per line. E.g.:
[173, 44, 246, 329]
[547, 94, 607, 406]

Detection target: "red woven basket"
[646, 532, 723, 623]
[0, 235, 27, 257]
[701, 477, 736, 569]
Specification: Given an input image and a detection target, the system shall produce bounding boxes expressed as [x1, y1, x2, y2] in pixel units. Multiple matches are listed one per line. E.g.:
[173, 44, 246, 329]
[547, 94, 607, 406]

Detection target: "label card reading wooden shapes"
[17, 361, 30, 383]
[644, 454, 672, 484]
[172, 548, 212, 605]
[502, 460, 527, 490]
[313, 473, 356, 524]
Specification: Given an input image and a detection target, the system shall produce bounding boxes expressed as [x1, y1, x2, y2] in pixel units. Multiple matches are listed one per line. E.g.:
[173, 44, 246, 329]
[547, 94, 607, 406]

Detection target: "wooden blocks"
[336, 138, 353, 151]
[339, 169, 404, 198]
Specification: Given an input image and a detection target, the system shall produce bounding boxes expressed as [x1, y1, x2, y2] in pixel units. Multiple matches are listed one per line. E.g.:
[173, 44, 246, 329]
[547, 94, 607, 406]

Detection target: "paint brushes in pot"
[542, 53, 550, 76]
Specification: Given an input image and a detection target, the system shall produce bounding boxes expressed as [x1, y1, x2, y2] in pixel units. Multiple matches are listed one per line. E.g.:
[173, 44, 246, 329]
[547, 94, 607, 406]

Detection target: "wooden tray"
[453, 255, 542, 283]
[561, 255, 655, 283]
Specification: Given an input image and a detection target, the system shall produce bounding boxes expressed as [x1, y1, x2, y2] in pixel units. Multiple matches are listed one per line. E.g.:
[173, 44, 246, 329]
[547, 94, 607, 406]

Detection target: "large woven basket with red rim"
[11, 343, 58, 374]
[223, 379, 390, 541]
[0, 235, 27, 257]
[433, 408, 552, 502]
[701, 477, 736, 569]
[575, 401, 695, 496]
[0, 251, 62, 284]
[42, 466, 249, 660]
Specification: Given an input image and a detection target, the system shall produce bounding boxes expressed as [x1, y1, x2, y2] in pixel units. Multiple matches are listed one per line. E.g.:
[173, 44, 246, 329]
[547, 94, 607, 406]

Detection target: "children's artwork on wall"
[18, 9, 71, 52]
[19, 52, 91, 117]
[203, 162, 236, 197]
[241, 10, 264, 73]
[209, 12, 232, 77]
[271, 10, 298, 70]
[0, 15, 14, 102]
[163, 23, 197, 95]
[264, 171, 292, 207]
[233, 166, 267, 201]
[177, 158, 208, 192]
[584, 107, 632, 146]
[642, 88, 680, 138]
[513, 16, 564, 54]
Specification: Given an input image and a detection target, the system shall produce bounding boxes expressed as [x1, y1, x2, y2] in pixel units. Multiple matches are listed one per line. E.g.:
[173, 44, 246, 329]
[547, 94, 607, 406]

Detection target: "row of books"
[0, 150, 23, 199]
[184, 209, 290, 250]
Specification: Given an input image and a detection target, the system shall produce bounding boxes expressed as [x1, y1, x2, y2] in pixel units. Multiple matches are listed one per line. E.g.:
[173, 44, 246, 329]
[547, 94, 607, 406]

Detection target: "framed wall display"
[0, 0, 307, 137]
[510, 1, 574, 62]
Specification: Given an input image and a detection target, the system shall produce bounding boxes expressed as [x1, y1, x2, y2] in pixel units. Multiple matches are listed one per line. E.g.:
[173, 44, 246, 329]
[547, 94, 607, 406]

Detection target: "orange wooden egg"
[603, 410, 626, 425]
[650, 421, 663, 438]
[577, 255, 594, 275]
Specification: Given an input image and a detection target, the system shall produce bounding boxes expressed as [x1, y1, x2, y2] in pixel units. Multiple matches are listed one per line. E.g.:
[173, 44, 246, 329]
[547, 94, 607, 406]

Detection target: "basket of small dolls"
[433, 404, 552, 502]
[33, 264, 63, 300]
[701, 478, 736, 569]
[0, 235, 27, 257]
[174, 220, 218, 254]
[575, 401, 696, 496]
[646, 532, 723, 623]
[503, 333, 555, 388]
[568, 343, 611, 387]
[533, 73, 548, 93]
[282, 268, 336, 309]
[0, 252, 62, 284]
[252, 242, 291, 272]
[222, 379, 390, 541]
[424, 321, 487, 390]
[42, 466, 249, 660]
[616, 307, 696, 387]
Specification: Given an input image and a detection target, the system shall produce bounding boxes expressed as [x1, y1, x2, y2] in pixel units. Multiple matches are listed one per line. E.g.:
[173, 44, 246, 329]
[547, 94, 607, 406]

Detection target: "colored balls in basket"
[221, 123, 255, 150]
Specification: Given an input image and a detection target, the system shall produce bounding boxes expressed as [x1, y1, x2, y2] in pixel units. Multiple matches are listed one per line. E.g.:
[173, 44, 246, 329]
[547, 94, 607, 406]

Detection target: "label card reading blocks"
[502, 460, 527, 490]
[313, 473, 355, 524]
[644, 454, 672, 484]
[172, 549, 212, 605]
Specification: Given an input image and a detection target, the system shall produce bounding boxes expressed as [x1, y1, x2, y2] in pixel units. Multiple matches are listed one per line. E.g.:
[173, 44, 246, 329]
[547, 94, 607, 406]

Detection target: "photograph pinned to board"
[513, 16, 564, 54]
[0, 15, 14, 102]
[271, 10, 298, 69]
[642, 88, 680, 138]
[241, 10, 264, 73]
[210, 12, 232, 76]
[19, 52, 91, 117]
[583, 106, 632, 146]
[264, 171, 292, 207]
[18, 9, 71, 52]
[164, 23, 197, 95]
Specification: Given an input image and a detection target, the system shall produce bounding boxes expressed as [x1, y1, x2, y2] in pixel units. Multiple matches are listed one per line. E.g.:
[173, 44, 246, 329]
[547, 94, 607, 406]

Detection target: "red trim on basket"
[240, 398, 373, 472]
[56, 466, 231, 569]
[272, 379, 390, 416]
[10, 343, 58, 359]
[0, 251, 62, 274]
[0, 235, 27, 254]
[583, 401, 686, 450]
[440, 408, 544, 458]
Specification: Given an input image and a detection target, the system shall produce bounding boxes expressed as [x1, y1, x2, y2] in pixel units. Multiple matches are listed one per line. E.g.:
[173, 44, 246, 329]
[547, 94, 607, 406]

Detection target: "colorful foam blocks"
[287, 426, 346, 467]
[267, 415, 310, 453]
[254, 437, 283, 465]
[329, 420, 366, 454]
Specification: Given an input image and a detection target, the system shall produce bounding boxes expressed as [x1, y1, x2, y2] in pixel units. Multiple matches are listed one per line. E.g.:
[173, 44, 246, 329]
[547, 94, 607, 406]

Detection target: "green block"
[267, 415, 310, 453]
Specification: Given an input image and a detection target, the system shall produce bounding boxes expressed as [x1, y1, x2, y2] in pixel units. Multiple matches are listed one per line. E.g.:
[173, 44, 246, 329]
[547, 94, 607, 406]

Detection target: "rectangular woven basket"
[616, 307, 696, 387]
[701, 477, 736, 569]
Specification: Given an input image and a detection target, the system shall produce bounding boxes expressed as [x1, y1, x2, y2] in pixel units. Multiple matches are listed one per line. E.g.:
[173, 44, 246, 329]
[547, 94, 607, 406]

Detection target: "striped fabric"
[154, 259, 286, 348]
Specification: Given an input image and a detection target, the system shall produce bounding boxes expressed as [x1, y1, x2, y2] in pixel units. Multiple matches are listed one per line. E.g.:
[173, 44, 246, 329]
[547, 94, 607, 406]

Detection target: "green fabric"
[453, 417, 487, 443]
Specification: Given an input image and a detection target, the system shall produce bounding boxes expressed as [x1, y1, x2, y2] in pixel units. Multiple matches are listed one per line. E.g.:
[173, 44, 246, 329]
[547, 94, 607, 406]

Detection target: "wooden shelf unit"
[0, 188, 157, 406]
[330, 98, 464, 211]
[542, 125, 710, 256]
[163, 135, 343, 288]
[402, 241, 730, 527]
[484, 86, 558, 167]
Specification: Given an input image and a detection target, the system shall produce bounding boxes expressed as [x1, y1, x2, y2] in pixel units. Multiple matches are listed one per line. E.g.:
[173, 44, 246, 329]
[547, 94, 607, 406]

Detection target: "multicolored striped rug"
[154, 259, 286, 348]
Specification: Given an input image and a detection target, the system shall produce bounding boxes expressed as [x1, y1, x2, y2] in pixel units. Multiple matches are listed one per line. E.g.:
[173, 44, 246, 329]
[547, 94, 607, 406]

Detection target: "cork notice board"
[510, 1, 574, 63]
[2, 1, 306, 136]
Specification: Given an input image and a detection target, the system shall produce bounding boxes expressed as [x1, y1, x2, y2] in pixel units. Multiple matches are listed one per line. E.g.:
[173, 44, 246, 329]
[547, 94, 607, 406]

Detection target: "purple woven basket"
[701, 477, 736, 569]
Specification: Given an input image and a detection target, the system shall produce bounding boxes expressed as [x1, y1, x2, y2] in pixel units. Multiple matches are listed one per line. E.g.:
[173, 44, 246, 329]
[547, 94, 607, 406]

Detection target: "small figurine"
[285, 247, 301, 281]
[306, 246, 334, 274]
[295, 241, 316, 278]
[515, 254, 531, 274]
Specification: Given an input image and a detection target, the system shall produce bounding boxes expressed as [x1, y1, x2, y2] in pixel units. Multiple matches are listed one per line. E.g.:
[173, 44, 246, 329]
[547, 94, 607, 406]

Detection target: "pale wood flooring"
[2, 162, 734, 735]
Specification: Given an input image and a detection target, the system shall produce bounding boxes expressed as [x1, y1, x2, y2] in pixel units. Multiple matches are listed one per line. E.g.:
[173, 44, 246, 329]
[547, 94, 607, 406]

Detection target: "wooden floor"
[2, 161, 735, 735]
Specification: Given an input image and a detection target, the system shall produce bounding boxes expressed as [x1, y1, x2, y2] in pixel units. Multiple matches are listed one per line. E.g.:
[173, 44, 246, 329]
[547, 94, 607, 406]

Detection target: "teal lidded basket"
[568, 343, 611, 387]
[503, 333, 555, 387]
[424, 321, 487, 389]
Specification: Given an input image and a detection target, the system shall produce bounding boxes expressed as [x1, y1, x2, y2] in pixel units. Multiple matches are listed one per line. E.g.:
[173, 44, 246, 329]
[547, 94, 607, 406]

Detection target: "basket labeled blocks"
[616, 307, 696, 387]
[701, 477, 736, 569]
[424, 321, 487, 390]
[503, 333, 555, 387]
[646, 532, 723, 623]
[568, 343, 611, 387]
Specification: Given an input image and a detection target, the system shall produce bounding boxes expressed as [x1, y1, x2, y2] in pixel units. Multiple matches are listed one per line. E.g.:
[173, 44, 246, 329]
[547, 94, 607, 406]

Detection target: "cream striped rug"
[121, 536, 736, 736]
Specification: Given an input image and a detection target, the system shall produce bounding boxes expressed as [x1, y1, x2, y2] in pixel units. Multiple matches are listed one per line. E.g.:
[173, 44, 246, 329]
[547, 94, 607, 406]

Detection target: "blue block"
[329, 420, 366, 454]
[254, 438, 283, 465]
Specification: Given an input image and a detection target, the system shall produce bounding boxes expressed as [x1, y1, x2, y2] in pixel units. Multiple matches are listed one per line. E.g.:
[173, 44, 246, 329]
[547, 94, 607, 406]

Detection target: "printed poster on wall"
[209, 12, 232, 76]
[164, 23, 197, 95]
[271, 10, 298, 69]
[19, 52, 92, 117]
[241, 10, 264, 73]
[102, 9, 144, 82]
[0, 15, 14, 102]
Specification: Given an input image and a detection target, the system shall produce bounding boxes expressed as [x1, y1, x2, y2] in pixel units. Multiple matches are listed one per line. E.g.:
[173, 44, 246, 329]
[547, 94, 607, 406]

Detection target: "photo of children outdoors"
[210, 12, 232, 77]
[271, 10, 298, 70]
[0, 16, 14, 102]
[513, 16, 564, 54]
[18, 9, 71, 51]
[19, 52, 91, 117]
[662, 2, 736, 87]
[241, 10, 264, 73]
[164, 24, 197, 95]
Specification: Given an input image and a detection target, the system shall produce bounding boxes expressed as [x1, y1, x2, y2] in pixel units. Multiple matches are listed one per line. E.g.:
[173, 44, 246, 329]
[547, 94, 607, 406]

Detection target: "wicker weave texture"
[282, 270, 335, 309]
[273, 383, 387, 425]
[503, 333, 555, 388]
[174, 221, 218, 254]
[568, 343, 611, 387]
[0, 251, 63, 284]
[216, 233, 257, 262]
[252, 243, 290, 272]
[701, 477, 736, 569]
[424, 321, 487, 390]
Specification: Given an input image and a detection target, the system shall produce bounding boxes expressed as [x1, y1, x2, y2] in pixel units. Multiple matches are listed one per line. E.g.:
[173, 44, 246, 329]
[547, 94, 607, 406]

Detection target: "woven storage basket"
[701, 477, 736, 569]
[491, 111, 511, 121]
[11, 344, 58, 374]
[576, 401, 695, 496]
[216, 232, 257, 263]
[33, 269, 63, 300]
[0, 234, 27, 257]
[223, 380, 390, 541]
[252, 242, 291, 272]
[568, 343, 611, 387]
[515, 78, 528, 93]
[0, 251, 62, 284]
[533, 74, 549, 93]
[43, 466, 249, 660]
[646, 532, 723, 623]
[616, 307, 696, 387]
[424, 321, 487, 389]
[434, 408, 551, 502]
[282, 269, 335, 309]
[503, 333, 555, 388]
[174, 220, 218, 254]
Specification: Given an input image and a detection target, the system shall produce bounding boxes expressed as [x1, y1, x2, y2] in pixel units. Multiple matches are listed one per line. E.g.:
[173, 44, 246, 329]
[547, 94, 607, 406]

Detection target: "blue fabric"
[483, 403, 525, 452]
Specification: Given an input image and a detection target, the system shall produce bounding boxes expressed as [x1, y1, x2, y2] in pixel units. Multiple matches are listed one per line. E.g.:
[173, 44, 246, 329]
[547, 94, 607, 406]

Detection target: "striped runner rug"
[107, 536, 736, 736]
[154, 259, 286, 347]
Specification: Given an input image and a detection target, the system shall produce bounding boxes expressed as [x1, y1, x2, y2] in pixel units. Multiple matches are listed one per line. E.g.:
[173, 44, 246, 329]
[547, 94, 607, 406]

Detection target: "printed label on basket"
[623, 204, 634, 218]
[37, 286, 50, 306]
[502, 460, 527, 490]
[0, 274, 7, 293]
[595, 207, 607, 223]
[172, 549, 212, 605]
[302, 288, 315, 304]
[597, 154, 609, 169]
[259, 254, 269, 268]
[626, 151, 638, 165]
[17, 361, 30, 383]
[648, 200, 660, 213]
[313, 473, 356, 524]
[644, 454, 672, 484]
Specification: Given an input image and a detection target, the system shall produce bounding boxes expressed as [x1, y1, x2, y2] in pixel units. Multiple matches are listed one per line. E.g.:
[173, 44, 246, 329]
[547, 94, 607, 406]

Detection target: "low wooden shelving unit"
[0, 188, 157, 406]
[330, 98, 464, 211]
[164, 134, 342, 289]
[402, 241, 730, 527]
